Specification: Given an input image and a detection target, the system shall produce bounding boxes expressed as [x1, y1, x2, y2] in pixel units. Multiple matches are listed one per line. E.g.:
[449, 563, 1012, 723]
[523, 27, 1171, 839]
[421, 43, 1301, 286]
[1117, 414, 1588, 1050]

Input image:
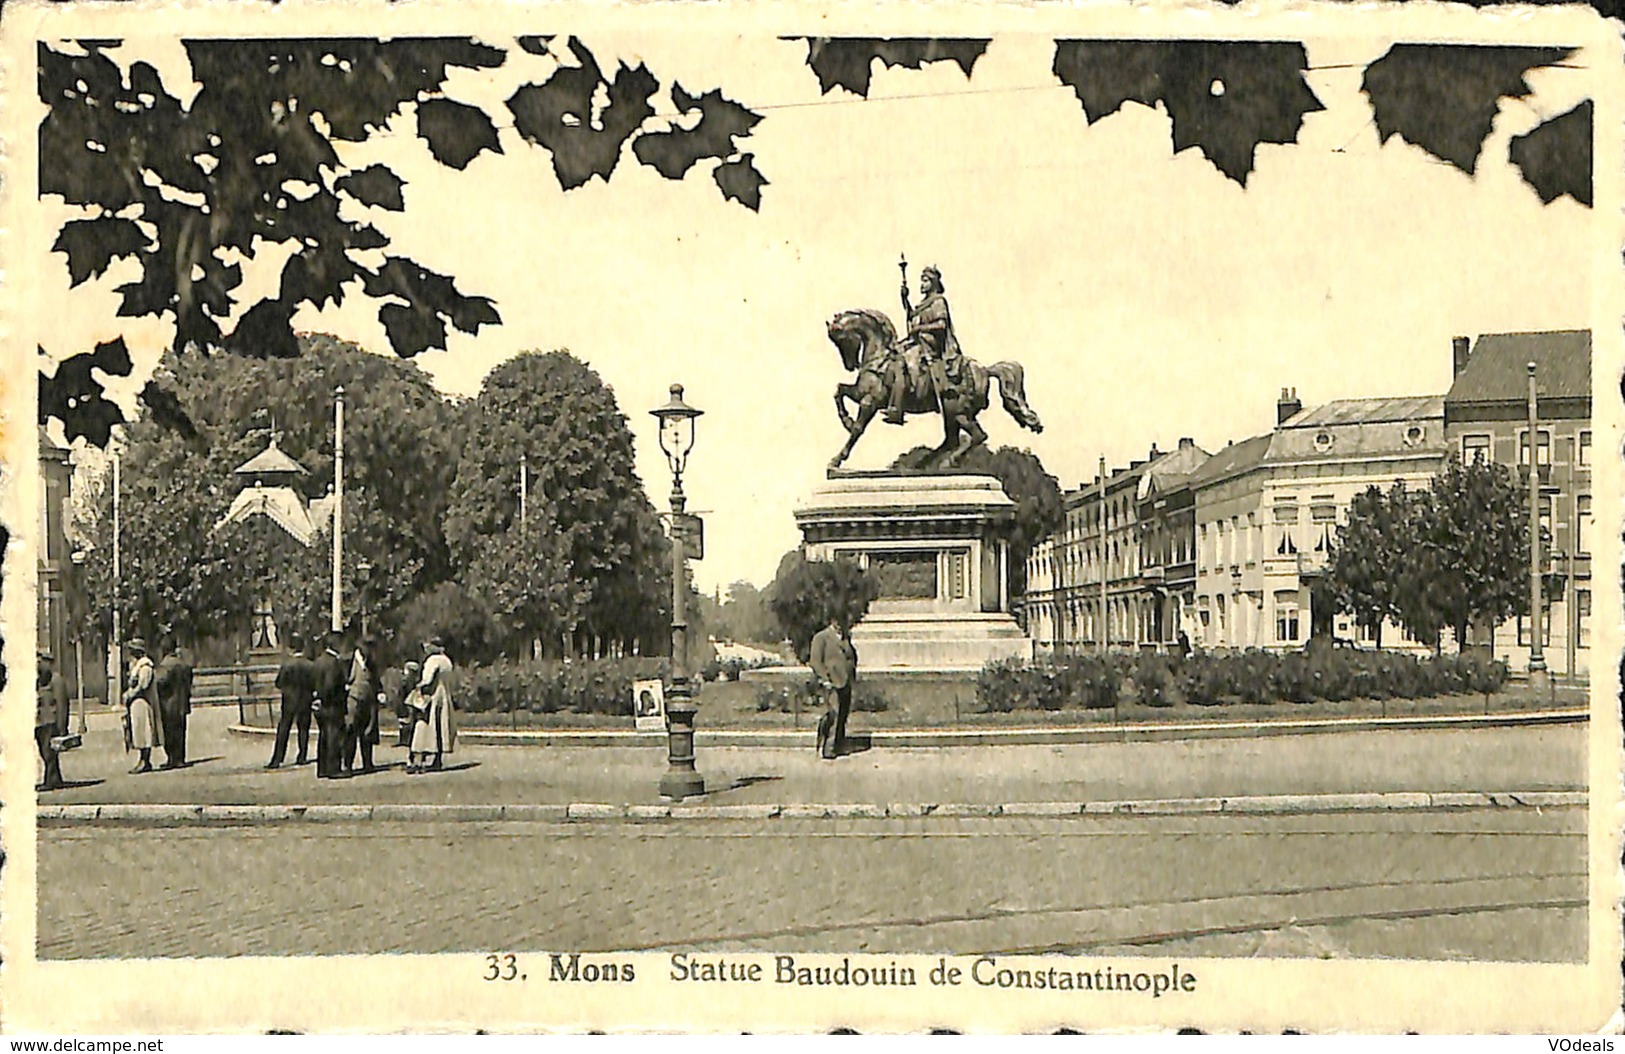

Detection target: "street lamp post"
[1526, 362, 1548, 689]
[111, 442, 123, 710]
[651, 384, 704, 801]
[332, 385, 345, 633]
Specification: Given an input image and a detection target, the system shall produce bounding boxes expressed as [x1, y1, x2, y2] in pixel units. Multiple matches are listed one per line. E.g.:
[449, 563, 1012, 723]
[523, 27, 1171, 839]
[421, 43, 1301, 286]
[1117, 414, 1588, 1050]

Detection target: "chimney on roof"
[1178, 437, 1194, 449]
[1277, 386, 1302, 425]
[1452, 335, 1472, 376]
[1149, 442, 1160, 458]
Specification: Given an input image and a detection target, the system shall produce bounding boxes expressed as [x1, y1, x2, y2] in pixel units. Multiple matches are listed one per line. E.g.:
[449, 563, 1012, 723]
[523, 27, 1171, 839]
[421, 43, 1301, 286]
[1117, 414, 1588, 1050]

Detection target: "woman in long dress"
[408, 637, 456, 774]
[121, 638, 162, 774]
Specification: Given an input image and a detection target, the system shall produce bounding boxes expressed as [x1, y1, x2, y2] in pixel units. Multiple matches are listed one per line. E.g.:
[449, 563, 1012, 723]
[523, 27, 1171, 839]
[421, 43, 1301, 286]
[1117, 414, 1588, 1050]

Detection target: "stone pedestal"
[795, 473, 1033, 673]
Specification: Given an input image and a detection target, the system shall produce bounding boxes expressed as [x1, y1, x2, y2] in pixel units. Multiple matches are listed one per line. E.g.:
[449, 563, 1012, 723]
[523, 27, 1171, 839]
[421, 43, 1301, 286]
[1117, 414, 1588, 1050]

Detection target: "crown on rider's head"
[921, 265, 942, 288]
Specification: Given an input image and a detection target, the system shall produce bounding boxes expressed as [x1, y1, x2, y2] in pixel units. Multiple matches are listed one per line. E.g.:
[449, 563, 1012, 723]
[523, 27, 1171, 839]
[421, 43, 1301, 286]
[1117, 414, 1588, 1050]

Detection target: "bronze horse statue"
[825, 308, 1043, 471]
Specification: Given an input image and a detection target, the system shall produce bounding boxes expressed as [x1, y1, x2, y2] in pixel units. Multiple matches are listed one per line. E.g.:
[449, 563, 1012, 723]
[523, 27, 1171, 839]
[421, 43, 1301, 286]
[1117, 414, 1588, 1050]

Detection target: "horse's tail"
[985, 361, 1043, 433]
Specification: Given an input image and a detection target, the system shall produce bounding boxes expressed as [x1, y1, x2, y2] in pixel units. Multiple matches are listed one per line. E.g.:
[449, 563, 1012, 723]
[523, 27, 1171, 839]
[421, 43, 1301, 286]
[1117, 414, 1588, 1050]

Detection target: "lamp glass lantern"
[651, 384, 703, 481]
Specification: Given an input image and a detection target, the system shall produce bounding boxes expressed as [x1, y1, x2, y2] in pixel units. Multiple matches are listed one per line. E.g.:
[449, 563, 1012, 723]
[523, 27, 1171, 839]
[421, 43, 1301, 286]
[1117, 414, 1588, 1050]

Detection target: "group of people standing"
[37, 633, 196, 790]
[269, 630, 456, 778]
[119, 635, 195, 775]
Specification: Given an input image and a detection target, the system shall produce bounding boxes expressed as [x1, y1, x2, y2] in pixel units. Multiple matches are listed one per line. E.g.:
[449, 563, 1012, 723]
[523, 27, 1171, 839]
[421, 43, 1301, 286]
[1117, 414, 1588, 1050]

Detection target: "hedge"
[754, 678, 891, 714]
[457, 657, 670, 716]
[978, 649, 1508, 712]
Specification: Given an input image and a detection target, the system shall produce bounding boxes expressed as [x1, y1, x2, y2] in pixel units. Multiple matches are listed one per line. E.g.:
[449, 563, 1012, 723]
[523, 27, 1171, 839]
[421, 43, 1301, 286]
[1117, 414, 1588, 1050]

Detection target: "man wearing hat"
[120, 638, 162, 774]
[36, 651, 71, 791]
[886, 263, 963, 425]
[154, 633, 190, 769]
[312, 629, 348, 779]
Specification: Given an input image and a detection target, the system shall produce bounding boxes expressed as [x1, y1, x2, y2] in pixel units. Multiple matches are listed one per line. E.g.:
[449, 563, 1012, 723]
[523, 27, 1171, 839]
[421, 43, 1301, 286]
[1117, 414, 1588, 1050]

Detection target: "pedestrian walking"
[343, 631, 381, 776]
[267, 634, 317, 769]
[36, 652, 70, 791]
[154, 634, 189, 769]
[408, 636, 456, 774]
[1177, 630, 1192, 660]
[809, 616, 857, 760]
[312, 630, 348, 779]
[121, 638, 161, 774]
[395, 660, 421, 748]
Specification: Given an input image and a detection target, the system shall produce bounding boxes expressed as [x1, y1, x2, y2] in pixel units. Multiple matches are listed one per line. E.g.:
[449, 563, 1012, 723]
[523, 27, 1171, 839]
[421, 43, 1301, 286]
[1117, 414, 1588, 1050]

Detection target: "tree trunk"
[1373, 620, 1383, 650]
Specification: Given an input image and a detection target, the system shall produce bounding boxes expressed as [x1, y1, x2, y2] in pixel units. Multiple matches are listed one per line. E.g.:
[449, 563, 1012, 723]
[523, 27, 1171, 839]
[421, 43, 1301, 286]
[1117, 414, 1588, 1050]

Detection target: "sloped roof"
[234, 438, 306, 477]
[1282, 395, 1444, 428]
[215, 486, 317, 547]
[1445, 330, 1591, 405]
[1187, 432, 1272, 489]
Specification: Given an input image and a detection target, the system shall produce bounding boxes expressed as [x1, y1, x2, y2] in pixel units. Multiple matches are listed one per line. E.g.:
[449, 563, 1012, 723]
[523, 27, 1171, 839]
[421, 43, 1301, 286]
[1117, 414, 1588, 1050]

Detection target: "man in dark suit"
[809, 616, 858, 760]
[312, 629, 348, 779]
[154, 634, 189, 769]
[267, 634, 317, 769]
[36, 652, 70, 791]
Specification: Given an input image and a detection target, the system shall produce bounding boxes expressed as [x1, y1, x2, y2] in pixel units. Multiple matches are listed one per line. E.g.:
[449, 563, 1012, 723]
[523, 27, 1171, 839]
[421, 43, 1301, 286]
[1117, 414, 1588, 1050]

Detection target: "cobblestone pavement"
[38, 809, 1586, 961]
[36, 708, 1589, 807]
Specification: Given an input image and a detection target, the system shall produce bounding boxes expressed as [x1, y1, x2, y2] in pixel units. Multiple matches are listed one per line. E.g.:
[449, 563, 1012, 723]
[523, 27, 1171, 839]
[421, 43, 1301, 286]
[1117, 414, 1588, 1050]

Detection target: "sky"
[30, 24, 1604, 594]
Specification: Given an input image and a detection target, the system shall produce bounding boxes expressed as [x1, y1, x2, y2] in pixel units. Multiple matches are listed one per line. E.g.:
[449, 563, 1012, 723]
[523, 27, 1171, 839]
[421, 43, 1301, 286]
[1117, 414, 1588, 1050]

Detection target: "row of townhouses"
[1023, 330, 1594, 677]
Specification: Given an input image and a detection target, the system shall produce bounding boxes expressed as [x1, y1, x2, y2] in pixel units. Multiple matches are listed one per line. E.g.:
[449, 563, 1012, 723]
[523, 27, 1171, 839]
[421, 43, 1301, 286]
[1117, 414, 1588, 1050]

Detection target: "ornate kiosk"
[795, 472, 1032, 672]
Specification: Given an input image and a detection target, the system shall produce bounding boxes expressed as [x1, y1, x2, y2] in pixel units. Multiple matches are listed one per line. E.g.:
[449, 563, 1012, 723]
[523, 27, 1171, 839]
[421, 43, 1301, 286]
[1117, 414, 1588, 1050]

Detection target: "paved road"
[37, 809, 1586, 961]
[36, 708, 1589, 807]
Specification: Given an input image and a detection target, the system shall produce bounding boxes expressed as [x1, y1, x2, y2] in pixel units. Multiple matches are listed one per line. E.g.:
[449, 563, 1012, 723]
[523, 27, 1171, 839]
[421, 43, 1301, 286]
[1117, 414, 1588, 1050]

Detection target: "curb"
[36, 789, 1587, 825]
[226, 706, 1588, 748]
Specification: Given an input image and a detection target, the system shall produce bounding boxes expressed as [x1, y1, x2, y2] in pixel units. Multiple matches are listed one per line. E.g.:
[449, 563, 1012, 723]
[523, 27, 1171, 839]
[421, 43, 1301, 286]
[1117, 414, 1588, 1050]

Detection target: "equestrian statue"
[826, 258, 1042, 471]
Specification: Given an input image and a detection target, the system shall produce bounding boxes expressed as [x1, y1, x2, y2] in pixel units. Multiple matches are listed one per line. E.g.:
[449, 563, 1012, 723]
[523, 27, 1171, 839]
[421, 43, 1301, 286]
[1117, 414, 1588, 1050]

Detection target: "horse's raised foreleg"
[834, 383, 857, 433]
[830, 399, 879, 471]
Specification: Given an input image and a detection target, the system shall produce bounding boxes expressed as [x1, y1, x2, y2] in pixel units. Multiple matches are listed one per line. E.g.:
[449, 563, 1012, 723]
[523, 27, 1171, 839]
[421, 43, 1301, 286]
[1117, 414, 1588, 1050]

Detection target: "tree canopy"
[767, 550, 877, 662]
[1327, 458, 1528, 651]
[74, 333, 461, 649]
[445, 350, 669, 658]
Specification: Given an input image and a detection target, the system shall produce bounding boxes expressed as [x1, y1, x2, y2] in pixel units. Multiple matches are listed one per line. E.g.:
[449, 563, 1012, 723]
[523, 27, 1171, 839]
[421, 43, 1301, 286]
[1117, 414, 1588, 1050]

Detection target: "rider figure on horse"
[886, 263, 963, 425]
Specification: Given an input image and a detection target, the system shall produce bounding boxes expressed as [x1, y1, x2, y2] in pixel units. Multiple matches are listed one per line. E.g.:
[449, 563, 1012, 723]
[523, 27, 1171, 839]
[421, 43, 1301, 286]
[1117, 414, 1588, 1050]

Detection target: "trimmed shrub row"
[458, 657, 670, 716]
[981, 649, 1509, 712]
[755, 678, 891, 714]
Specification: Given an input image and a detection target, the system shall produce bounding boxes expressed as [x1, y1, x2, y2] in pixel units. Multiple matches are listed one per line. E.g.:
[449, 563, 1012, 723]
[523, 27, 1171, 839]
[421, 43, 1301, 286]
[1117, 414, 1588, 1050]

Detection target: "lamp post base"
[660, 696, 704, 801]
[660, 769, 706, 801]
[1527, 664, 1551, 695]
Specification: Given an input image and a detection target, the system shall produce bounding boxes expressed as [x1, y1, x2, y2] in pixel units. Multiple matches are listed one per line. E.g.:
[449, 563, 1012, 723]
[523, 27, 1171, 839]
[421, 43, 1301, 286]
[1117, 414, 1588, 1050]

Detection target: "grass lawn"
[452, 677, 1585, 731]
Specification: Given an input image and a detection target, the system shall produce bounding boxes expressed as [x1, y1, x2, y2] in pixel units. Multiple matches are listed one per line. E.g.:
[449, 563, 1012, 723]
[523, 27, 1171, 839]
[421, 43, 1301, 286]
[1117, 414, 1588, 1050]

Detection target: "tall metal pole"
[660, 477, 703, 800]
[1526, 363, 1546, 682]
[331, 385, 345, 633]
[111, 447, 122, 709]
[1098, 455, 1108, 654]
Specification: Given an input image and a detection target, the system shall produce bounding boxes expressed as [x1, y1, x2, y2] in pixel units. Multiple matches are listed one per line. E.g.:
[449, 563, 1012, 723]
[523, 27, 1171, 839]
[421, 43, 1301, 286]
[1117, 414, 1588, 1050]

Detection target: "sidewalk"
[34, 707, 1590, 817]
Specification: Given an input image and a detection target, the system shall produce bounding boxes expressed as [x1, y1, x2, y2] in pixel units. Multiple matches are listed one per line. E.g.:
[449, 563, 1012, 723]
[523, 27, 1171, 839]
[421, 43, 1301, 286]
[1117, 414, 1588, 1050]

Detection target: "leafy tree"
[718, 580, 783, 644]
[74, 333, 461, 649]
[444, 351, 667, 659]
[1327, 483, 1408, 648]
[767, 550, 878, 662]
[389, 581, 504, 670]
[1419, 456, 1530, 651]
[1328, 459, 1528, 653]
[465, 510, 591, 658]
[891, 444, 1062, 597]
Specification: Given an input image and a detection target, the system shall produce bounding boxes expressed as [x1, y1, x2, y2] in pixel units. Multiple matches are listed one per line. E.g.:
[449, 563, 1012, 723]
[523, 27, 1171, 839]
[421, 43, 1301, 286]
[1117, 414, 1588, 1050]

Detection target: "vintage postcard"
[2, 0, 1621, 1035]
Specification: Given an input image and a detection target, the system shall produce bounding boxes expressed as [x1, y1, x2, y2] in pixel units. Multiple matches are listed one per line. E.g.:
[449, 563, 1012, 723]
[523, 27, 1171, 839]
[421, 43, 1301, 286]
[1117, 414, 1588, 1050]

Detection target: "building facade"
[1256, 395, 1447, 650]
[1443, 330, 1592, 678]
[1025, 439, 1208, 654]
